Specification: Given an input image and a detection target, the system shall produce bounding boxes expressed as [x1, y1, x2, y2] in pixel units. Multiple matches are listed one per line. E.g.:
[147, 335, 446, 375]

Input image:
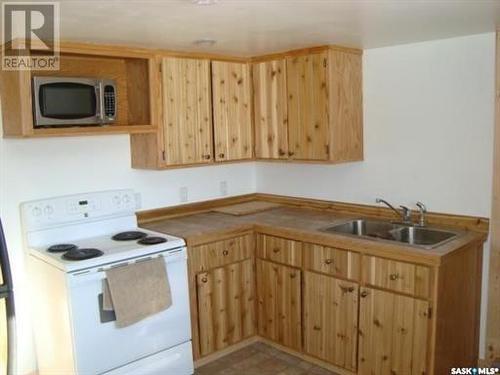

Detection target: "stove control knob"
[32, 206, 42, 217]
[122, 194, 131, 204]
[113, 195, 121, 206]
[44, 205, 54, 216]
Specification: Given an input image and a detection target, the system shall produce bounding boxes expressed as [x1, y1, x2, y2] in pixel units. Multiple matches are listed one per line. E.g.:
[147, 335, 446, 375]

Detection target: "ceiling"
[8, 0, 500, 56]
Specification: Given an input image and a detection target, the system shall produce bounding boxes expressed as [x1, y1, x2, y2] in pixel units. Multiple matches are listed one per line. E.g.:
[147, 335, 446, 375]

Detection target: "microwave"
[32, 76, 117, 127]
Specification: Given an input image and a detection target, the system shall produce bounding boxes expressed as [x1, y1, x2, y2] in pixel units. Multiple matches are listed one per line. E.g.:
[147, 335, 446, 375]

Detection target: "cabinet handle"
[360, 290, 369, 298]
[278, 149, 286, 156]
[313, 325, 321, 331]
[203, 154, 211, 160]
[340, 285, 355, 293]
[272, 247, 281, 253]
[324, 258, 334, 265]
[290, 273, 297, 279]
[389, 273, 400, 281]
[218, 153, 225, 159]
[288, 151, 294, 157]
[201, 277, 208, 283]
[222, 250, 229, 256]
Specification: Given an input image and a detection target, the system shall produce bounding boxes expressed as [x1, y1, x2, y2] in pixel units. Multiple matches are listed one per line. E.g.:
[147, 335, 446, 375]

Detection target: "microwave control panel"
[103, 84, 116, 122]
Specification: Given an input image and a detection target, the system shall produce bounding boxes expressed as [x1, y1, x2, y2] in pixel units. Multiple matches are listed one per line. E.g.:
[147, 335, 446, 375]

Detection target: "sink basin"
[390, 226, 457, 247]
[322, 219, 402, 240]
[321, 219, 458, 249]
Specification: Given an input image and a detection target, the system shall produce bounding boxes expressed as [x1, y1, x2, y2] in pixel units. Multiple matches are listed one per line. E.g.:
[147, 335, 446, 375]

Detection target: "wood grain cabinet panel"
[196, 259, 256, 356]
[358, 287, 429, 375]
[252, 59, 288, 159]
[189, 234, 253, 273]
[161, 57, 213, 165]
[286, 52, 329, 160]
[362, 255, 431, 299]
[303, 271, 358, 371]
[256, 259, 302, 350]
[212, 61, 253, 161]
[304, 243, 360, 280]
[328, 49, 363, 162]
[256, 234, 302, 267]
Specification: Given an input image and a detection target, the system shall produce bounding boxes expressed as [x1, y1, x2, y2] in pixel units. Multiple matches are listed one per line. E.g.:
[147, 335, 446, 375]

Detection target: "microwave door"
[33, 79, 102, 127]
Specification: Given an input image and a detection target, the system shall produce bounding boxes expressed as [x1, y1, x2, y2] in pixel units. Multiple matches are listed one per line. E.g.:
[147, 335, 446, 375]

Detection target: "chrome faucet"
[375, 198, 412, 224]
[416, 201, 427, 227]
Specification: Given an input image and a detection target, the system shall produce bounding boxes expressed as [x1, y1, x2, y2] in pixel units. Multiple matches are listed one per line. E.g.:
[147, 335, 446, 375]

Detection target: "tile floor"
[195, 342, 339, 375]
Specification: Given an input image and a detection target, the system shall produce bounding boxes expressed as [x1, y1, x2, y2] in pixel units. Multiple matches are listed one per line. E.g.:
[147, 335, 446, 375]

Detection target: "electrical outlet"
[220, 181, 228, 196]
[179, 187, 188, 202]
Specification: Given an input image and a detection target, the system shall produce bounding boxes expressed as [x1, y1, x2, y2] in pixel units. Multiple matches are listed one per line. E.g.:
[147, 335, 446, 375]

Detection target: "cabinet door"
[196, 259, 255, 356]
[253, 59, 288, 159]
[303, 271, 358, 371]
[161, 57, 213, 165]
[358, 287, 429, 375]
[212, 61, 253, 161]
[256, 259, 301, 350]
[286, 52, 329, 160]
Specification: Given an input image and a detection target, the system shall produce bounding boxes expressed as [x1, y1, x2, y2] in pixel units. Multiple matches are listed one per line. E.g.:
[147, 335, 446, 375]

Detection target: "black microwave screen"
[39, 82, 96, 119]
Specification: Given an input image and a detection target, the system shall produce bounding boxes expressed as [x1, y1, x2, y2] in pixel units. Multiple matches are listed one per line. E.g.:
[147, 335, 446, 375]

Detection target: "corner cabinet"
[253, 47, 363, 163]
[211, 61, 254, 162]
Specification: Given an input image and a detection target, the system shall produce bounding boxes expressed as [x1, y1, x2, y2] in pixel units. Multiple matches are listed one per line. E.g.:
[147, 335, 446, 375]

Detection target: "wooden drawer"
[362, 255, 431, 298]
[189, 234, 254, 273]
[304, 243, 360, 280]
[256, 234, 302, 267]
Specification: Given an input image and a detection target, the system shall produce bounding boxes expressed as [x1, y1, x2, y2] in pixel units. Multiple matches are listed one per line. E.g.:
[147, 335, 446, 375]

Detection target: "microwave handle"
[95, 84, 104, 122]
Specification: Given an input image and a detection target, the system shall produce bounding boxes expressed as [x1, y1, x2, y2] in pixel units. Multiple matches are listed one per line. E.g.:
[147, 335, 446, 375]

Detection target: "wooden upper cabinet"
[211, 61, 253, 161]
[328, 49, 363, 162]
[286, 52, 330, 160]
[253, 59, 288, 159]
[161, 57, 213, 165]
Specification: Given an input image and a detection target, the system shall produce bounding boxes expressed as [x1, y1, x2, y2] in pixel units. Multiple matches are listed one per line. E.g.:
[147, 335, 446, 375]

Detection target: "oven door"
[33, 77, 103, 127]
[67, 250, 192, 375]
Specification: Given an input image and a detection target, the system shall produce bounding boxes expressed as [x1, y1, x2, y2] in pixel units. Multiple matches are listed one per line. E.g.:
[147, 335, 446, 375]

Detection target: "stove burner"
[112, 231, 147, 241]
[138, 237, 168, 245]
[62, 248, 103, 261]
[47, 244, 77, 253]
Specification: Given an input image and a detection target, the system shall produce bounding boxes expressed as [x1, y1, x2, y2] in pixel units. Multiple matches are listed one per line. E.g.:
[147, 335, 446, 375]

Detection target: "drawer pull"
[222, 250, 229, 256]
[201, 277, 208, 283]
[290, 273, 297, 279]
[218, 153, 225, 159]
[313, 325, 321, 331]
[340, 285, 355, 293]
[360, 290, 369, 298]
[272, 247, 281, 253]
[389, 273, 400, 281]
[324, 258, 334, 265]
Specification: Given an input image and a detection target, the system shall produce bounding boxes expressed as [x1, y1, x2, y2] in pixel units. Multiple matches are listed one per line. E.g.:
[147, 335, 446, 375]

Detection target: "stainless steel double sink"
[321, 219, 459, 249]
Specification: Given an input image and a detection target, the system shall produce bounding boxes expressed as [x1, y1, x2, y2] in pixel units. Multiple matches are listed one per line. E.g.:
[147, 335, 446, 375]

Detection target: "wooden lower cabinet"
[303, 271, 358, 371]
[358, 287, 429, 375]
[196, 259, 256, 356]
[256, 259, 302, 350]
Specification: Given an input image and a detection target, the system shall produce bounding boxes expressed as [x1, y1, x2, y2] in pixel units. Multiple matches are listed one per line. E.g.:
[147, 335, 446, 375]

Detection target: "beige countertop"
[141, 205, 486, 266]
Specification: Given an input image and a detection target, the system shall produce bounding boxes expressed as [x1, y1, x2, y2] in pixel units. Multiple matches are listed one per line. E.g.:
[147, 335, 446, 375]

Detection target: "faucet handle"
[416, 201, 427, 212]
[399, 205, 412, 222]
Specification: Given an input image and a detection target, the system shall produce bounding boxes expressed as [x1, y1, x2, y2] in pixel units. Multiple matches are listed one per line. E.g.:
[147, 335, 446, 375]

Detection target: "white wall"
[0, 32, 495, 374]
[0, 135, 256, 374]
[257, 33, 496, 356]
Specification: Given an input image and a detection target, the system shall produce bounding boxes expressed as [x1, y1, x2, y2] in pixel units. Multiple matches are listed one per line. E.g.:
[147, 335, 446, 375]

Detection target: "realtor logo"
[2, 2, 60, 70]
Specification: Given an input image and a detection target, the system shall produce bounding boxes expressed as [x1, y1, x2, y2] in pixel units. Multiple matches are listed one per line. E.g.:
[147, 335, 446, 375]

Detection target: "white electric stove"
[22, 190, 193, 375]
